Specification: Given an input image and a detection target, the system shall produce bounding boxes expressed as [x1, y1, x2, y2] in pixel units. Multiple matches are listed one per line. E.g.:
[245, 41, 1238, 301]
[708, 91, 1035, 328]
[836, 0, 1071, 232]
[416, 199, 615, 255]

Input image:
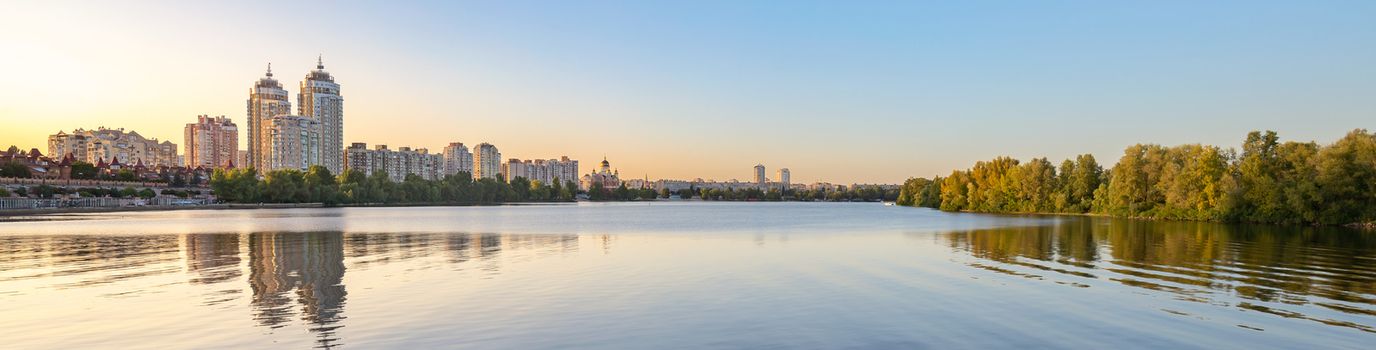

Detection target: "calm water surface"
[1, 202, 1373, 349]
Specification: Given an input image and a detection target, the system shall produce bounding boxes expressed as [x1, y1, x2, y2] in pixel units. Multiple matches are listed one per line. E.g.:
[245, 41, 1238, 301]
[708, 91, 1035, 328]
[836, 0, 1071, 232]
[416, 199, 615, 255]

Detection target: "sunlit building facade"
[441, 142, 473, 177]
[247, 64, 293, 171]
[472, 143, 501, 180]
[500, 156, 578, 185]
[267, 115, 321, 171]
[184, 115, 239, 168]
[580, 157, 621, 191]
[47, 127, 179, 167]
[298, 56, 344, 175]
[344, 143, 443, 182]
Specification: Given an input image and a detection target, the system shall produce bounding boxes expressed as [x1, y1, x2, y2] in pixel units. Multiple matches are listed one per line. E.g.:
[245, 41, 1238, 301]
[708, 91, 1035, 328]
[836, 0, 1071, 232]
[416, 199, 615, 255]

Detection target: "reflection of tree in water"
[248, 232, 347, 349]
[942, 217, 1376, 332]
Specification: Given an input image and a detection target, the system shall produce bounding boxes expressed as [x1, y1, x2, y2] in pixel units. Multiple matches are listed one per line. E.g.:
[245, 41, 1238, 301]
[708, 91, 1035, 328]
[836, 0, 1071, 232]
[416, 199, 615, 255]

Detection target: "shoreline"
[0, 201, 579, 221]
[0, 203, 325, 220]
[0, 199, 876, 220]
[906, 206, 1376, 230]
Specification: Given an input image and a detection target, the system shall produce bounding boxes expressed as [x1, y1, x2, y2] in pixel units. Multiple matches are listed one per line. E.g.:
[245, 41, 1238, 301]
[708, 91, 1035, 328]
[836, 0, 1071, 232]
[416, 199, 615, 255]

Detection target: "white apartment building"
[344, 143, 443, 182]
[267, 115, 321, 171]
[501, 156, 578, 185]
[472, 143, 501, 180]
[441, 142, 473, 176]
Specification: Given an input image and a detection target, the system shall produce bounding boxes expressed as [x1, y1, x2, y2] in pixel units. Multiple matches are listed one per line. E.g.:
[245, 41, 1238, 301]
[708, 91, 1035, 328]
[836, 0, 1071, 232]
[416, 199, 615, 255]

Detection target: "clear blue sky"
[2, 0, 1373, 183]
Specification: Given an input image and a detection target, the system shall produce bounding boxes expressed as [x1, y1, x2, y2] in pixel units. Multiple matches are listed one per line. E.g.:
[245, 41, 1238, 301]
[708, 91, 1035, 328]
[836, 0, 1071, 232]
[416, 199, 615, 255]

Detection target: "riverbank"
[0, 203, 324, 221]
[901, 205, 1376, 230]
[0, 201, 585, 221]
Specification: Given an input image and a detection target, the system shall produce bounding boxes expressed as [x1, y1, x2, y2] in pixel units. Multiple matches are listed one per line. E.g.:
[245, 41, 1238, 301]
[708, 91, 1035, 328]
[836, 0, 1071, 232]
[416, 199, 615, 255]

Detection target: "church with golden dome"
[579, 157, 622, 191]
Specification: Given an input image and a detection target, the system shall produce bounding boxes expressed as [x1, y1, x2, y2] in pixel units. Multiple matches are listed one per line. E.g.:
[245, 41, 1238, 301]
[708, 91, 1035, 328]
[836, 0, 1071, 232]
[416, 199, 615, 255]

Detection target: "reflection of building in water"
[248, 232, 347, 349]
[183, 234, 241, 284]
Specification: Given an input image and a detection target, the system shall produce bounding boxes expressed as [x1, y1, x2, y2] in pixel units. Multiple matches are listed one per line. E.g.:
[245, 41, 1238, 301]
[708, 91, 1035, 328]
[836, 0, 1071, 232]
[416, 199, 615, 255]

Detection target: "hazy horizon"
[2, 1, 1373, 184]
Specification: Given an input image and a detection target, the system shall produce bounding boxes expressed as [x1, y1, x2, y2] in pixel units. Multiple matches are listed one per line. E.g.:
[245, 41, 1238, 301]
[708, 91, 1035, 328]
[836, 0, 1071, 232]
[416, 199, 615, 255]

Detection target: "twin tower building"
[246, 57, 344, 174]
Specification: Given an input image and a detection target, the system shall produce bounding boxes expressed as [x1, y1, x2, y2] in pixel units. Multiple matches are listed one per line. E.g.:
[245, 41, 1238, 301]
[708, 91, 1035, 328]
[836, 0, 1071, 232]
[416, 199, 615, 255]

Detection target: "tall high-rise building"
[247, 64, 292, 171]
[441, 142, 473, 176]
[183, 115, 238, 168]
[754, 164, 767, 187]
[776, 168, 790, 189]
[298, 56, 343, 174]
[267, 115, 321, 171]
[472, 143, 501, 180]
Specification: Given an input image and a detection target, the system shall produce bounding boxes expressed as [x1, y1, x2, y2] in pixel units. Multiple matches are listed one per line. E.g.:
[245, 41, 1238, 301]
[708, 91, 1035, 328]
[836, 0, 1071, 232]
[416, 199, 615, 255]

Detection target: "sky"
[1, 0, 1373, 184]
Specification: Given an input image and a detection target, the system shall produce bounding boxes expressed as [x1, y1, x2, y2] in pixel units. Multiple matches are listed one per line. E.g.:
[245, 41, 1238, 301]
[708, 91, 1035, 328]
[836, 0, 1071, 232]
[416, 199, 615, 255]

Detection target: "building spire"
[266, 62, 273, 77]
[317, 54, 324, 70]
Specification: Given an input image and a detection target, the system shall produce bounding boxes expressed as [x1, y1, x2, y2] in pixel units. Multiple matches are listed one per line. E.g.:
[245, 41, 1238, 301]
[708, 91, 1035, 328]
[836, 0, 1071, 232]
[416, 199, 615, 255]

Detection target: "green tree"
[262, 170, 308, 203]
[368, 171, 394, 203]
[0, 161, 30, 178]
[563, 180, 579, 201]
[1314, 129, 1376, 225]
[508, 177, 532, 202]
[550, 180, 564, 201]
[115, 169, 137, 182]
[897, 177, 928, 206]
[588, 182, 606, 201]
[939, 170, 971, 211]
[304, 165, 339, 205]
[210, 168, 261, 203]
[1273, 141, 1322, 224]
[1233, 131, 1283, 221]
[70, 161, 97, 179]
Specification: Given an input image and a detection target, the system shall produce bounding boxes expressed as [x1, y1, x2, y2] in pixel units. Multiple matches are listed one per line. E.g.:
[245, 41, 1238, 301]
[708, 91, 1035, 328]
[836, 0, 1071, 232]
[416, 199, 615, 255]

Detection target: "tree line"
[696, 186, 898, 202]
[210, 166, 577, 205]
[581, 179, 898, 202]
[897, 129, 1376, 226]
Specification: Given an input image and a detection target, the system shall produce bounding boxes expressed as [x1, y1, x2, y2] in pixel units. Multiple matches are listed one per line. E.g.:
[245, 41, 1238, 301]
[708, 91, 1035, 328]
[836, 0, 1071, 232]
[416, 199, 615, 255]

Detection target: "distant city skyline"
[3, 1, 1373, 184]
